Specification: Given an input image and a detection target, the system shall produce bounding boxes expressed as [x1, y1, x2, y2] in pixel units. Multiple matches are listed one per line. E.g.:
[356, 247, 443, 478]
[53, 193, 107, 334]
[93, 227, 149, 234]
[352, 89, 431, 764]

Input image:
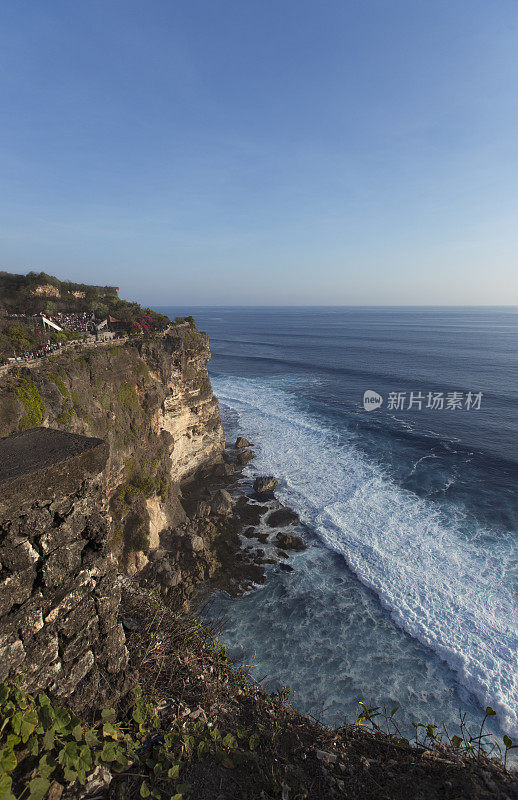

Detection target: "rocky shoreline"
[139, 433, 306, 610]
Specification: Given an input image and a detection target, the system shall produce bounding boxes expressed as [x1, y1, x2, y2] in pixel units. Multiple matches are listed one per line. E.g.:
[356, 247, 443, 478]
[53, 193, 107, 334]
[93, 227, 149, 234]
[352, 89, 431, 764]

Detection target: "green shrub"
[156, 469, 170, 501]
[184, 330, 200, 348]
[0, 683, 136, 797]
[10, 377, 45, 430]
[48, 374, 69, 397]
[0, 677, 256, 799]
[124, 455, 170, 501]
[354, 701, 517, 766]
[196, 370, 211, 395]
[118, 382, 139, 412]
[133, 360, 150, 380]
[99, 390, 111, 411]
[130, 473, 155, 498]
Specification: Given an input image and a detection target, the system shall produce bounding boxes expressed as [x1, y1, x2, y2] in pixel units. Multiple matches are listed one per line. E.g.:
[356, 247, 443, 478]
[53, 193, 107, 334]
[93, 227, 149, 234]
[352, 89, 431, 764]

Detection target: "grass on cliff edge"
[1, 589, 517, 800]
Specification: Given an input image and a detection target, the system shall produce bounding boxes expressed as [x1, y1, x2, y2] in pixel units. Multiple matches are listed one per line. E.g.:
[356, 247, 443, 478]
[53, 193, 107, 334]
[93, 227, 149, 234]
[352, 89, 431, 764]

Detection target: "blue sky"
[1, 0, 517, 305]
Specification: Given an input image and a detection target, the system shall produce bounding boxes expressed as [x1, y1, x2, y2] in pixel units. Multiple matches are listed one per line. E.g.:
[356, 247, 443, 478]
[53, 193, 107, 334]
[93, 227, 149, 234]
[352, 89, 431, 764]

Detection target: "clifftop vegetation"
[0, 271, 119, 315]
[0, 269, 169, 327]
[0, 270, 170, 363]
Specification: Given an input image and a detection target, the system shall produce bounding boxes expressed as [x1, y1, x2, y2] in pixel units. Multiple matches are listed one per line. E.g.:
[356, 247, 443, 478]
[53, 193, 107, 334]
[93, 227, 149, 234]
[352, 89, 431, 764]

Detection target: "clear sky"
[1, 0, 517, 305]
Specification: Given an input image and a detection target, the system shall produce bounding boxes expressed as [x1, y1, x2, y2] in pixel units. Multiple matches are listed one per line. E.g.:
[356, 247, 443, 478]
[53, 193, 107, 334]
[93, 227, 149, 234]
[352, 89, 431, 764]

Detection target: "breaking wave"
[213, 376, 518, 735]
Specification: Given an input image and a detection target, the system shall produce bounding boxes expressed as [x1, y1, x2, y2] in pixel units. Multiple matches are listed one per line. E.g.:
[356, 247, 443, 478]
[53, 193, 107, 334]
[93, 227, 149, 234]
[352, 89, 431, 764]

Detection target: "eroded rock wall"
[0, 428, 130, 711]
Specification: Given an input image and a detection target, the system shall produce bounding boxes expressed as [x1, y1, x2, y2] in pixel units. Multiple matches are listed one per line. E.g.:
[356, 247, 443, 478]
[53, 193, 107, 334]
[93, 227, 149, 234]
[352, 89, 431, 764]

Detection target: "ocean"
[159, 306, 518, 746]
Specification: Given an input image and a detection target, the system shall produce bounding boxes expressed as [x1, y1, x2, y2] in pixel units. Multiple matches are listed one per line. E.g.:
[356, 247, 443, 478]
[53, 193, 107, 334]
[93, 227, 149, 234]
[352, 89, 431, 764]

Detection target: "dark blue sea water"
[159, 306, 518, 745]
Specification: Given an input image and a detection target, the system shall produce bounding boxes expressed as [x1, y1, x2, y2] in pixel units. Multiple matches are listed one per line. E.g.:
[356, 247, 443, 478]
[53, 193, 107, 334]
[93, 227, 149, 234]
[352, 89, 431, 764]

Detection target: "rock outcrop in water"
[253, 475, 279, 495]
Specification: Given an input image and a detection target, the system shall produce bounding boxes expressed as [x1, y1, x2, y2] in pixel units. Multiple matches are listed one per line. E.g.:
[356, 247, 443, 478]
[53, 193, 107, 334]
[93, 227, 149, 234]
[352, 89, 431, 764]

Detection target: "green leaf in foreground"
[28, 777, 50, 800]
[101, 741, 118, 762]
[0, 774, 15, 800]
[0, 747, 17, 774]
[102, 708, 116, 723]
[38, 754, 56, 779]
[451, 735, 463, 748]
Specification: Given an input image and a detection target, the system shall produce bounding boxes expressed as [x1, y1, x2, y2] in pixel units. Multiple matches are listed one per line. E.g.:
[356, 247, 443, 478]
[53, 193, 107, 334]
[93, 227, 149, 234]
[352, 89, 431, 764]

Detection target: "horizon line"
[150, 303, 518, 309]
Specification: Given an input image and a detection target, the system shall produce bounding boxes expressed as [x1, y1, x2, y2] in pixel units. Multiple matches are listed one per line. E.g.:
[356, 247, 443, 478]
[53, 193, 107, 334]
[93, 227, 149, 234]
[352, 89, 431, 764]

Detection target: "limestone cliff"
[0, 320, 225, 573]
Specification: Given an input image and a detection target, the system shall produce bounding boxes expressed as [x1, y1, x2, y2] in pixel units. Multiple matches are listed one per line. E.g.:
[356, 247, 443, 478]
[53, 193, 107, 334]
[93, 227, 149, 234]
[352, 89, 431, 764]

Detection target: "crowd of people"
[1, 307, 171, 369]
[49, 311, 94, 332]
[7, 339, 64, 363]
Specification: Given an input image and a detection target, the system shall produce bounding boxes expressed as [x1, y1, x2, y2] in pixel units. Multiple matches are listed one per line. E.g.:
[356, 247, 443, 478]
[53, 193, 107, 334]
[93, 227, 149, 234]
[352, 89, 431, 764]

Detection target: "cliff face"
[156, 325, 225, 483]
[0, 321, 225, 573]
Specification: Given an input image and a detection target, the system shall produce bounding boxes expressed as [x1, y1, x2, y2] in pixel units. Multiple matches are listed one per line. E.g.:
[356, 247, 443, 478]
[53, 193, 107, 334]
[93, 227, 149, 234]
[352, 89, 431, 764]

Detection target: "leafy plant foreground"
[1, 587, 517, 800]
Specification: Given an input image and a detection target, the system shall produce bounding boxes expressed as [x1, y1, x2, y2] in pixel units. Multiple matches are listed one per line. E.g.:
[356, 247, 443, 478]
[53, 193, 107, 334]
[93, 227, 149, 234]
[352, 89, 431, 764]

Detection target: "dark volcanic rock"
[212, 462, 235, 478]
[235, 436, 251, 448]
[149, 548, 166, 562]
[236, 448, 254, 466]
[279, 563, 294, 572]
[121, 617, 143, 633]
[275, 532, 305, 551]
[235, 497, 268, 525]
[266, 508, 299, 527]
[193, 500, 211, 518]
[210, 489, 233, 516]
[253, 476, 279, 495]
[242, 527, 257, 538]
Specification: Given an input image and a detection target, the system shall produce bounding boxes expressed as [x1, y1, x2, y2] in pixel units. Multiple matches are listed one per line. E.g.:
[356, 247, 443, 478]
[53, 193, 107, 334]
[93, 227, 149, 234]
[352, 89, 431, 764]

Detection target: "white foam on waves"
[214, 376, 518, 736]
